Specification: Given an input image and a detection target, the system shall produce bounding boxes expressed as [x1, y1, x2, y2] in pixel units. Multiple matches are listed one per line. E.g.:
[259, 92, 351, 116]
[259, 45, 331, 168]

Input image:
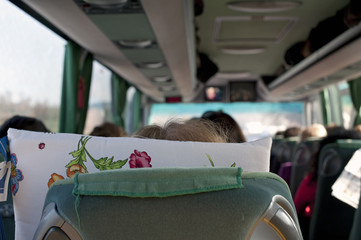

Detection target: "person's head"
[90, 122, 128, 137]
[354, 124, 361, 133]
[344, 1, 361, 27]
[325, 123, 346, 136]
[275, 131, 285, 137]
[0, 115, 49, 138]
[301, 123, 327, 141]
[201, 111, 246, 143]
[283, 127, 301, 139]
[133, 118, 227, 143]
[284, 41, 307, 67]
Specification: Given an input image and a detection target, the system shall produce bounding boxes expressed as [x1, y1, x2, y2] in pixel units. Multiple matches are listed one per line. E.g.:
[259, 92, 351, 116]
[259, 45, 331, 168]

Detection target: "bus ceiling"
[11, 0, 361, 102]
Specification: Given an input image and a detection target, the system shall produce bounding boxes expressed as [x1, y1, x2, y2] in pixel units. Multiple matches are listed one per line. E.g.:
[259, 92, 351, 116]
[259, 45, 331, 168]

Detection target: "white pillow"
[7, 128, 271, 239]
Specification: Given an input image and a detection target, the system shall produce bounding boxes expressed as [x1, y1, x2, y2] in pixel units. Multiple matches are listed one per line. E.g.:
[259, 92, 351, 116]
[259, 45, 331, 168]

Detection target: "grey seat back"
[271, 137, 299, 173]
[33, 168, 303, 240]
[310, 140, 361, 240]
[289, 138, 321, 196]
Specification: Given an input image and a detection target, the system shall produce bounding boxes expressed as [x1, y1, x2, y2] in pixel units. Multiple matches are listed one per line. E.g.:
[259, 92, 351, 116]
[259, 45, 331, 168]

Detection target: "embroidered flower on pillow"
[48, 136, 130, 188]
[47, 173, 65, 188]
[10, 153, 24, 196]
[129, 150, 152, 168]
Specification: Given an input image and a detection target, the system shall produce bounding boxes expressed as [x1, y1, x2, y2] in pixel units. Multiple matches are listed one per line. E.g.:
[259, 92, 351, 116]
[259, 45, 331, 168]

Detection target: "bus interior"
[2, 0, 361, 239]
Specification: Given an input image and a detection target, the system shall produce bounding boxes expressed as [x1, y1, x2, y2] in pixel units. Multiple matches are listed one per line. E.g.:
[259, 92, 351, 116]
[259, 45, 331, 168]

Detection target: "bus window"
[338, 81, 355, 129]
[320, 84, 343, 127]
[148, 101, 305, 141]
[0, 1, 65, 131]
[83, 61, 112, 134]
[124, 86, 143, 134]
[305, 94, 324, 126]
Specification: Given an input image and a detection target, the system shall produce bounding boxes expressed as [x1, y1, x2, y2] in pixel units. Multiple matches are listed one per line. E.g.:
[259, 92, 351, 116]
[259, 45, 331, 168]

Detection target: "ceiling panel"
[89, 14, 156, 40]
[214, 16, 297, 42]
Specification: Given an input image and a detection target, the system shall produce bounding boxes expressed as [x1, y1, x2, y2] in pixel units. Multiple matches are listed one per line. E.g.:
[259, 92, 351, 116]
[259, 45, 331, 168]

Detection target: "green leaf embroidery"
[85, 148, 128, 171]
[66, 136, 128, 172]
[206, 153, 215, 167]
[206, 153, 236, 167]
[65, 136, 91, 173]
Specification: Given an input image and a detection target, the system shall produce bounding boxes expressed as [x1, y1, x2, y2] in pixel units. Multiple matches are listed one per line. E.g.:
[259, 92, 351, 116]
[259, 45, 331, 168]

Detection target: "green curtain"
[111, 74, 129, 128]
[132, 89, 142, 132]
[320, 89, 332, 126]
[59, 41, 93, 133]
[348, 77, 361, 126]
[320, 86, 343, 126]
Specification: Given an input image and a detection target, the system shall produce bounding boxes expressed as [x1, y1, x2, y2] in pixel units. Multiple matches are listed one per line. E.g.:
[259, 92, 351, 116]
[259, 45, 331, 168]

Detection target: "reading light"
[216, 72, 252, 79]
[118, 39, 153, 48]
[151, 76, 172, 83]
[159, 86, 176, 92]
[83, 0, 128, 9]
[221, 46, 266, 55]
[137, 62, 165, 69]
[227, 1, 301, 13]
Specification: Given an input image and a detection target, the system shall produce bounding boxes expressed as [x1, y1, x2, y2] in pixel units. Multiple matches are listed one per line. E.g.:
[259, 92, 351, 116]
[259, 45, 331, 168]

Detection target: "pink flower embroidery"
[129, 150, 152, 168]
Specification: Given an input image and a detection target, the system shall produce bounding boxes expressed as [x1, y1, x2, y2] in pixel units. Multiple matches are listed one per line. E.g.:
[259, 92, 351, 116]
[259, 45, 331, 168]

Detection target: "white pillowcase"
[7, 128, 271, 239]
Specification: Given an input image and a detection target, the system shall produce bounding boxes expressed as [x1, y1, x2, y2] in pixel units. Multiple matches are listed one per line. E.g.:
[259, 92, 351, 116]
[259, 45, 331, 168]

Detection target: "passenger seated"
[278, 125, 326, 185]
[285, 0, 361, 67]
[274, 130, 285, 138]
[0, 115, 49, 137]
[0, 115, 49, 240]
[271, 126, 301, 174]
[354, 124, 361, 133]
[300, 123, 327, 141]
[293, 128, 361, 240]
[283, 126, 301, 139]
[201, 110, 246, 143]
[133, 118, 227, 143]
[326, 123, 347, 136]
[289, 124, 327, 194]
[89, 122, 128, 137]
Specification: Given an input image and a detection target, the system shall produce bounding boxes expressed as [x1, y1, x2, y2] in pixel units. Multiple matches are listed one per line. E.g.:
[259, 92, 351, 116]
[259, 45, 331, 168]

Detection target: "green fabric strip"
[71, 168, 243, 198]
[242, 172, 291, 193]
[336, 139, 361, 148]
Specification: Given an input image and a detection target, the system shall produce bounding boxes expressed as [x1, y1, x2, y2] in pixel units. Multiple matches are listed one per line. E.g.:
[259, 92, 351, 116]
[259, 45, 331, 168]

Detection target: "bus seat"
[289, 138, 321, 196]
[5, 128, 272, 240]
[270, 136, 284, 176]
[277, 161, 292, 185]
[0, 186, 15, 240]
[270, 137, 299, 174]
[33, 168, 303, 240]
[0, 136, 14, 240]
[270, 136, 284, 156]
[349, 188, 361, 240]
[309, 140, 361, 240]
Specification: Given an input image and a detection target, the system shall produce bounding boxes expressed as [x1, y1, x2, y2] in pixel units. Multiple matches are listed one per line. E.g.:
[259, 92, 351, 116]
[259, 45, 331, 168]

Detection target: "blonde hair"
[354, 124, 361, 133]
[301, 123, 327, 141]
[133, 118, 227, 143]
